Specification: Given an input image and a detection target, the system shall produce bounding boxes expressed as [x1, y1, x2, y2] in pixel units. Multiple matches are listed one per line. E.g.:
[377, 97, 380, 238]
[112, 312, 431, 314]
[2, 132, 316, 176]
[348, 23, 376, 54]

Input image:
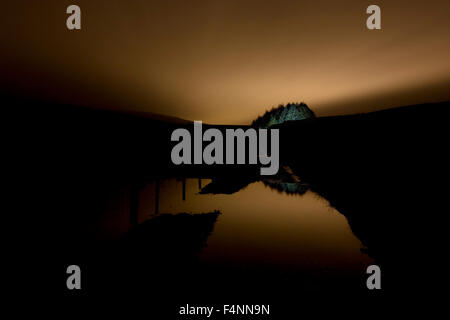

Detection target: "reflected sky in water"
[133, 178, 373, 274]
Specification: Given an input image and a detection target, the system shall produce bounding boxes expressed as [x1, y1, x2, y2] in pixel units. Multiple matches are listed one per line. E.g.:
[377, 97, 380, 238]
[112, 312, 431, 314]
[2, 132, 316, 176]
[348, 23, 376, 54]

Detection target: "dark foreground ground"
[4, 96, 450, 316]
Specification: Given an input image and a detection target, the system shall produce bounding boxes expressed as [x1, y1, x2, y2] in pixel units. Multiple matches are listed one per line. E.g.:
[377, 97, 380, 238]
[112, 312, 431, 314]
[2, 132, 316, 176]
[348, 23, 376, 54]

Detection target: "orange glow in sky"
[2, 0, 450, 123]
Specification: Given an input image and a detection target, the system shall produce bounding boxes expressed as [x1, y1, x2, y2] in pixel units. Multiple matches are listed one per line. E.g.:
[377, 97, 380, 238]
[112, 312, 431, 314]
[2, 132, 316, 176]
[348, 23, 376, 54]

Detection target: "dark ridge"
[276, 100, 450, 291]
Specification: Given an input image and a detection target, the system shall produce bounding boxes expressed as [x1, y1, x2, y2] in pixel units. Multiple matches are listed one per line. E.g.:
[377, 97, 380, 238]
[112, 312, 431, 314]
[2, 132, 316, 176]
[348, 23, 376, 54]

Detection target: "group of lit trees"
[251, 103, 315, 128]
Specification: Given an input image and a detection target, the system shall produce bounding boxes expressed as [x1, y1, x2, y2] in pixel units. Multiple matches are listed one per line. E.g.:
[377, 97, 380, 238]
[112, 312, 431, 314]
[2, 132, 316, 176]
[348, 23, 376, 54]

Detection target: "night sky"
[2, 0, 449, 123]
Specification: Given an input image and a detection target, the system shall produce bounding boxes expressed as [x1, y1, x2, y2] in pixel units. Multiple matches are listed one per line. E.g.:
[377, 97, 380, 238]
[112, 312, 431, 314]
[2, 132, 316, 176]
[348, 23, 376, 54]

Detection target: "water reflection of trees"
[199, 166, 310, 196]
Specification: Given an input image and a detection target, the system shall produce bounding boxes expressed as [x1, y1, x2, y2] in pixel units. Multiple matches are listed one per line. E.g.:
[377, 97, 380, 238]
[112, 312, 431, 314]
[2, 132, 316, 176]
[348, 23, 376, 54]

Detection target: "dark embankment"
[4, 94, 257, 299]
[4, 94, 190, 297]
[277, 101, 450, 294]
[87, 211, 221, 295]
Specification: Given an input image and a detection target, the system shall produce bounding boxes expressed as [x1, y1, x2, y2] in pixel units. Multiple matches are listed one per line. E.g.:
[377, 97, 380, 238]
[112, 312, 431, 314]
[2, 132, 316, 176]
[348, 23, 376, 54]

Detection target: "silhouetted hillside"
[4, 93, 189, 183]
[276, 101, 449, 292]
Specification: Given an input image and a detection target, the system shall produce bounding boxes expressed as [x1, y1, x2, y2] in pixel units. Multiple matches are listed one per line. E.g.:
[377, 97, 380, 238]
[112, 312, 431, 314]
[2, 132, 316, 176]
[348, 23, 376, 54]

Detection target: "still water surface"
[98, 178, 373, 280]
